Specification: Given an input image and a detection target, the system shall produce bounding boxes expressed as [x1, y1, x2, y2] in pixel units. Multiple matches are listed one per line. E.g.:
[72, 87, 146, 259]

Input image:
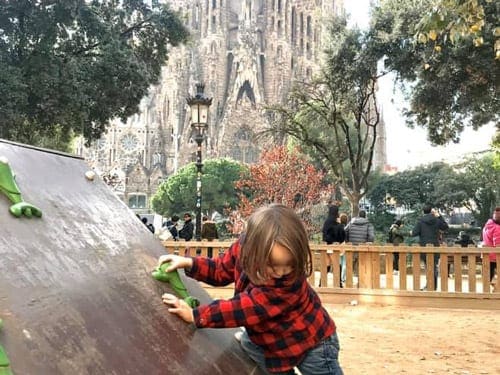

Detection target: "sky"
[343, 0, 496, 170]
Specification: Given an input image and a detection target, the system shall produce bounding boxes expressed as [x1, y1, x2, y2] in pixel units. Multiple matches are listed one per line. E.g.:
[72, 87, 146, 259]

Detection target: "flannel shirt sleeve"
[185, 241, 239, 286]
[193, 284, 300, 329]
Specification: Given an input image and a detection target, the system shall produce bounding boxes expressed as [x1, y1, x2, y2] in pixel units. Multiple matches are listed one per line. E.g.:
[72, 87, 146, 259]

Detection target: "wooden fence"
[160, 240, 500, 309]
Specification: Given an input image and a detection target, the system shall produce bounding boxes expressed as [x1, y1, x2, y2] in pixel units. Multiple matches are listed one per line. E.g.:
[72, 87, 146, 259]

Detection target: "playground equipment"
[0, 139, 263, 375]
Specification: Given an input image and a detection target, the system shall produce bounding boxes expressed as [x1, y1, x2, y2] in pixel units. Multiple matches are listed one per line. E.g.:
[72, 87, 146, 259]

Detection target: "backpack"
[387, 227, 394, 243]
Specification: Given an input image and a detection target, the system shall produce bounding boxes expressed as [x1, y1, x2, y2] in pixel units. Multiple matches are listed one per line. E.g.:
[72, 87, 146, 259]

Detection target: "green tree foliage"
[0, 0, 189, 149]
[368, 162, 469, 211]
[416, 0, 500, 58]
[151, 158, 246, 217]
[367, 154, 499, 226]
[372, 0, 499, 145]
[460, 153, 500, 226]
[268, 16, 383, 216]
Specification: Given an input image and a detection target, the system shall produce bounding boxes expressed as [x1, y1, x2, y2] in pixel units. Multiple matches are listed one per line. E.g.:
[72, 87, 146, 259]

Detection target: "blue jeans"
[239, 330, 344, 375]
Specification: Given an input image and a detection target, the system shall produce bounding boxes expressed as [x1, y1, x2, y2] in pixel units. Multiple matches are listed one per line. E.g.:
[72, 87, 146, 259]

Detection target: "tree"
[268, 16, 383, 216]
[368, 162, 469, 211]
[151, 158, 246, 217]
[416, 0, 500, 59]
[235, 145, 329, 233]
[368, 155, 499, 227]
[0, 0, 189, 149]
[372, 0, 499, 145]
[460, 152, 500, 226]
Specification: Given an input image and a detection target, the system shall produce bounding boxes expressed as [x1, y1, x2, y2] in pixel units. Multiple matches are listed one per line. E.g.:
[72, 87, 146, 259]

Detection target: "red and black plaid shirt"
[186, 240, 336, 373]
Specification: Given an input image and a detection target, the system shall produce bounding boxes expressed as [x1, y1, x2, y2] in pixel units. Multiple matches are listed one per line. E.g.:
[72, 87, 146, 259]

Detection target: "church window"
[120, 134, 139, 153]
[277, 0, 281, 14]
[212, 0, 216, 9]
[194, 5, 200, 29]
[231, 128, 258, 164]
[212, 15, 216, 32]
[277, 20, 282, 37]
[307, 16, 312, 37]
[128, 194, 146, 209]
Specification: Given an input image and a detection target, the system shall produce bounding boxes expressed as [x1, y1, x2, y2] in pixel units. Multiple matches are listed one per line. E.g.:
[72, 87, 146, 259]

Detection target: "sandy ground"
[326, 303, 499, 375]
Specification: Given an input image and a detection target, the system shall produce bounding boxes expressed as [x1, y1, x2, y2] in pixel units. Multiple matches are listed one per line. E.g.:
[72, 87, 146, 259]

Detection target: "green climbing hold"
[152, 262, 200, 308]
[0, 345, 10, 367]
[0, 156, 42, 218]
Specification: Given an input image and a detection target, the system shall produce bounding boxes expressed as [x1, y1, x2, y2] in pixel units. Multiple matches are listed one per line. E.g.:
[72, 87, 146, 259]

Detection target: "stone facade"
[78, 0, 386, 213]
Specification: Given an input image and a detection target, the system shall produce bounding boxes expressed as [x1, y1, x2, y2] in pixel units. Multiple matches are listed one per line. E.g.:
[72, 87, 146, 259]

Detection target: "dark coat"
[201, 221, 218, 241]
[322, 219, 346, 244]
[179, 219, 194, 241]
[412, 213, 448, 246]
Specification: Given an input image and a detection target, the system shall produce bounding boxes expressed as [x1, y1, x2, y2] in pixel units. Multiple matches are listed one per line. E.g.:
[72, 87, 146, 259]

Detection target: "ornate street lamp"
[187, 83, 212, 241]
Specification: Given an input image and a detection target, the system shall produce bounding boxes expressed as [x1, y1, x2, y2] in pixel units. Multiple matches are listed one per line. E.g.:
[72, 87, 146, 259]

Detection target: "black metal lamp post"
[187, 83, 212, 241]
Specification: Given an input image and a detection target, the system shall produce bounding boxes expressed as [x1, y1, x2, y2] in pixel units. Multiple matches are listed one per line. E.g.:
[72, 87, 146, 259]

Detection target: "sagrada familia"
[77, 0, 387, 213]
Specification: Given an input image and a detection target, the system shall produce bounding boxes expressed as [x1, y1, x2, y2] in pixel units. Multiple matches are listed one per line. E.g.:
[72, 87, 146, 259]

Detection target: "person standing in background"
[411, 205, 449, 291]
[201, 215, 218, 258]
[321, 205, 345, 287]
[344, 210, 374, 279]
[141, 217, 155, 234]
[339, 213, 349, 286]
[389, 219, 405, 273]
[482, 206, 500, 292]
[163, 215, 180, 240]
[179, 213, 194, 241]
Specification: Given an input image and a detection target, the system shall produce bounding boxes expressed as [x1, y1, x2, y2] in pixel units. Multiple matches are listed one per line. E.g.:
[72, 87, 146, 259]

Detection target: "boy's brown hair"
[240, 204, 313, 284]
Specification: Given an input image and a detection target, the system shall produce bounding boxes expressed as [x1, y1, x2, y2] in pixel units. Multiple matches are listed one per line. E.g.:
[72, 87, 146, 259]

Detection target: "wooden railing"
[160, 240, 500, 308]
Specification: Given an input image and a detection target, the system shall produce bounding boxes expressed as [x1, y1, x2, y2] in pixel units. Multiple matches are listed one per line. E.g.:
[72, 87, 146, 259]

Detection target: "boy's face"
[265, 243, 294, 280]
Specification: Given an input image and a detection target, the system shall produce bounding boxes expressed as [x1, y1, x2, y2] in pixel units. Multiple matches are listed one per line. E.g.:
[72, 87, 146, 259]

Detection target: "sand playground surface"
[326, 303, 499, 375]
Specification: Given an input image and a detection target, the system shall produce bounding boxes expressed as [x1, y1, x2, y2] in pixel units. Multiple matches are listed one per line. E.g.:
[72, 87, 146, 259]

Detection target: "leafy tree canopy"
[372, 0, 499, 145]
[460, 152, 500, 225]
[416, 0, 499, 58]
[268, 16, 384, 216]
[0, 0, 189, 149]
[367, 154, 499, 227]
[151, 158, 246, 217]
[235, 145, 329, 234]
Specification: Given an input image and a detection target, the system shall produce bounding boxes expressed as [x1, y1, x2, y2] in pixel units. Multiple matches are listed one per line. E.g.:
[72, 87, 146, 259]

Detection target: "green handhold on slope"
[0, 157, 42, 218]
[0, 345, 11, 368]
[152, 262, 200, 308]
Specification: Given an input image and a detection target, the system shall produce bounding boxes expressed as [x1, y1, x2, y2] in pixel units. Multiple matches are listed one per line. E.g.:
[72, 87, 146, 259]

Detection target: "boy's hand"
[158, 254, 193, 272]
[162, 293, 195, 323]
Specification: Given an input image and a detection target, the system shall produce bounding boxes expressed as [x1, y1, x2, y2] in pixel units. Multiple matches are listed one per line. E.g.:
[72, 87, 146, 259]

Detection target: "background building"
[77, 0, 387, 213]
